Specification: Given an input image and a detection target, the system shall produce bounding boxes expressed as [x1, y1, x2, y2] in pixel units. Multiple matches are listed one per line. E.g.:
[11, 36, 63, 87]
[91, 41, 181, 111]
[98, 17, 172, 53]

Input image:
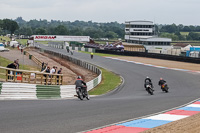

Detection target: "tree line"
[12, 17, 125, 39]
[0, 19, 19, 35]
[1, 17, 200, 41]
[158, 24, 200, 41]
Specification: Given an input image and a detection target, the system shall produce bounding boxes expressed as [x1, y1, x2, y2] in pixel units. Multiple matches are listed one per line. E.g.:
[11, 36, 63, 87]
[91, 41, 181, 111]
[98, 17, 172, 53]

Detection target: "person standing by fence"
[6, 62, 17, 80]
[57, 68, 62, 85]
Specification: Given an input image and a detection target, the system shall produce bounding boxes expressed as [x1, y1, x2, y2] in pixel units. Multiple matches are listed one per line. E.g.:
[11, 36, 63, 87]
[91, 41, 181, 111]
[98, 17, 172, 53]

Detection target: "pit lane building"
[125, 20, 172, 50]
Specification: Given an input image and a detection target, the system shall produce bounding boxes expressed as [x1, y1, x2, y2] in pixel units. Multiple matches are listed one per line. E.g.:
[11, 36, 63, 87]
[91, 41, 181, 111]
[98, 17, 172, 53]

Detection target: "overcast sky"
[0, 0, 199, 25]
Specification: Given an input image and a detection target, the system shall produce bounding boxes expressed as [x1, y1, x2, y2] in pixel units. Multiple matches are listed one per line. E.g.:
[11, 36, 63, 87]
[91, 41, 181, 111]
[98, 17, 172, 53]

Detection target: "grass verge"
[0, 36, 11, 42]
[89, 68, 121, 95]
[16, 39, 28, 45]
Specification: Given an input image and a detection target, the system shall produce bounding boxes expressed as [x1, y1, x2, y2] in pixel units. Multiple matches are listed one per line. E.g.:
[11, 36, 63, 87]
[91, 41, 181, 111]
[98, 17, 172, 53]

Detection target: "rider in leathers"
[75, 76, 87, 92]
[158, 77, 166, 89]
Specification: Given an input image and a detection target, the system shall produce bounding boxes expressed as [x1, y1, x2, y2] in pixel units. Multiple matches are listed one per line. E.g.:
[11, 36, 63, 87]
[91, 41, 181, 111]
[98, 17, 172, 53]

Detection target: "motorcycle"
[161, 83, 169, 93]
[76, 86, 90, 100]
[145, 84, 154, 95]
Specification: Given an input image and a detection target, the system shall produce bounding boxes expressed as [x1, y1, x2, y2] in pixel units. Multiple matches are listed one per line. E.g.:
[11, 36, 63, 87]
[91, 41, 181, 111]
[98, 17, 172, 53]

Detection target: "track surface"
[1, 44, 200, 133]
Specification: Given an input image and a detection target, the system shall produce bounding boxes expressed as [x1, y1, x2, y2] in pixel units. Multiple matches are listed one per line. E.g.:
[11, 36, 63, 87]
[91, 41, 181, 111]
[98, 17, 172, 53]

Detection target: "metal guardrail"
[43, 50, 101, 75]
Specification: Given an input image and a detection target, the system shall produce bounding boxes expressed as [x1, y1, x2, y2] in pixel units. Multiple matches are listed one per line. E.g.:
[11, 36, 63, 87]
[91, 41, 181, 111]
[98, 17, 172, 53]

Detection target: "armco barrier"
[96, 49, 200, 64]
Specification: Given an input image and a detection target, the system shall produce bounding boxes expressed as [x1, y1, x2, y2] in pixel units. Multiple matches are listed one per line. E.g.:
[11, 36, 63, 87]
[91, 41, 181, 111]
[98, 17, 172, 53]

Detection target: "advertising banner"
[33, 35, 90, 42]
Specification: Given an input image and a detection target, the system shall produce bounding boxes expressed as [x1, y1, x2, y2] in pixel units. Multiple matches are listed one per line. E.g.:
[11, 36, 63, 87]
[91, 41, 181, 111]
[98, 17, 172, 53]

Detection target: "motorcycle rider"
[158, 77, 166, 89]
[144, 76, 154, 91]
[75, 76, 87, 93]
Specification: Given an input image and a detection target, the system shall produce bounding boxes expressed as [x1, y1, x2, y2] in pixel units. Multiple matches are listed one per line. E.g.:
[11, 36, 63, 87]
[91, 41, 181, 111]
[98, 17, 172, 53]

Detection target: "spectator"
[44, 66, 50, 85]
[50, 66, 56, 74]
[14, 59, 19, 69]
[41, 62, 48, 72]
[46, 66, 50, 73]
[55, 67, 58, 73]
[21, 47, 23, 54]
[41, 62, 45, 71]
[57, 68, 62, 85]
[57, 68, 62, 74]
[6, 62, 17, 80]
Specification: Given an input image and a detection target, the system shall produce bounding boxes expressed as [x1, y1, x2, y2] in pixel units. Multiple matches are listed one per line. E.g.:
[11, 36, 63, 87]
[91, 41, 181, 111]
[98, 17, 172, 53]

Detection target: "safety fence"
[0, 66, 63, 85]
[96, 49, 200, 64]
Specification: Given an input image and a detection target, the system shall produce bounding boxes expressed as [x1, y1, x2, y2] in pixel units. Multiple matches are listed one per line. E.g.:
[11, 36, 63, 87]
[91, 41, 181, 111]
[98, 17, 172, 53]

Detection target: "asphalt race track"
[1, 44, 200, 133]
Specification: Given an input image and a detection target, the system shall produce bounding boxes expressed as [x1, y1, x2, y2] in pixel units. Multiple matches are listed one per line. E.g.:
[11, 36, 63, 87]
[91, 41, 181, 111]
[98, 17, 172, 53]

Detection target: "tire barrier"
[0, 83, 37, 99]
[0, 81, 99, 100]
[36, 85, 61, 99]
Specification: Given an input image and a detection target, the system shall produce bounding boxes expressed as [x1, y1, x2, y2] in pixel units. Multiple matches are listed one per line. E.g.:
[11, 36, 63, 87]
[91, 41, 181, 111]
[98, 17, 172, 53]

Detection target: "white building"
[125, 21, 172, 50]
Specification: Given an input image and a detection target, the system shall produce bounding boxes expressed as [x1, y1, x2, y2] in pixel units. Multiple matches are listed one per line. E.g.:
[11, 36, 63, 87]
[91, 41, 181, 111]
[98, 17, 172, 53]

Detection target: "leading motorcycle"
[145, 84, 154, 95]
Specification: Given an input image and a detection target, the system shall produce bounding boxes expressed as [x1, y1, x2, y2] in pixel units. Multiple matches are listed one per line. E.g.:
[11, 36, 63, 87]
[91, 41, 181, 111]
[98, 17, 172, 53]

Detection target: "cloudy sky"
[0, 0, 199, 25]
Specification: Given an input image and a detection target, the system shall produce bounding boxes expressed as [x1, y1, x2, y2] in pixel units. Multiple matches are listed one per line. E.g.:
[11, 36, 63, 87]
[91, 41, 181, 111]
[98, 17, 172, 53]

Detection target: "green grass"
[180, 32, 189, 36]
[89, 68, 121, 95]
[79, 51, 123, 57]
[0, 56, 13, 67]
[16, 39, 28, 45]
[180, 32, 200, 36]
[0, 56, 39, 79]
[0, 36, 11, 42]
[35, 41, 49, 44]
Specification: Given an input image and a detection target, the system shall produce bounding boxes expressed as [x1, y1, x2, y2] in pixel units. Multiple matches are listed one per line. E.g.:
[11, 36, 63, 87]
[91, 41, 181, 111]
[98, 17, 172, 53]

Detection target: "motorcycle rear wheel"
[77, 89, 83, 100]
[147, 88, 154, 95]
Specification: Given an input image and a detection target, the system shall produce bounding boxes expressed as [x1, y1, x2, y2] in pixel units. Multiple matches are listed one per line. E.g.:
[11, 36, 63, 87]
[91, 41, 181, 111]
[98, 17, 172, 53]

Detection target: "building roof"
[128, 36, 172, 42]
[173, 43, 190, 48]
[125, 20, 153, 25]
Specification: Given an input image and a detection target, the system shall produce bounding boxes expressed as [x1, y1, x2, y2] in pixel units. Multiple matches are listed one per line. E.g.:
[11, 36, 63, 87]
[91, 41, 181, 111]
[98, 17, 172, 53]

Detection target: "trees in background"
[1, 17, 200, 41]
[14, 17, 124, 39]
[0, 19, 19, 35]
[158, 24, 200, 41]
